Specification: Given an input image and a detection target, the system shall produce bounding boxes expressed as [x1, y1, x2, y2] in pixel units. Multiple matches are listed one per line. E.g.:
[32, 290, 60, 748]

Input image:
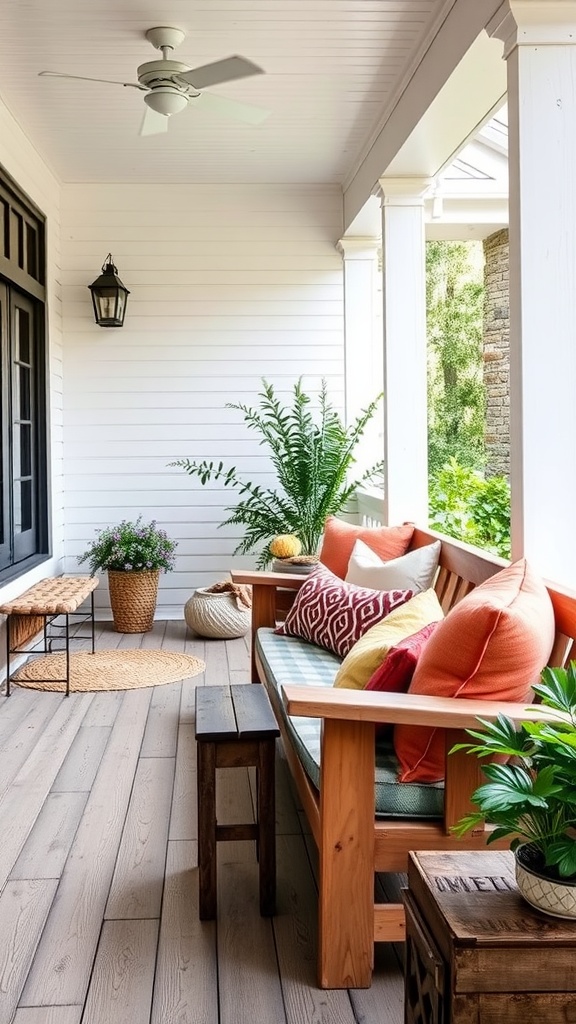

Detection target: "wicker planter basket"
[184, 588, 251, 639]
[108, 569, 160, 633]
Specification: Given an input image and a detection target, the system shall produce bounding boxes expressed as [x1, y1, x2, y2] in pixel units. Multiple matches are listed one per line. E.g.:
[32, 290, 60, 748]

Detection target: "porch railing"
[354, 485, 384, 528]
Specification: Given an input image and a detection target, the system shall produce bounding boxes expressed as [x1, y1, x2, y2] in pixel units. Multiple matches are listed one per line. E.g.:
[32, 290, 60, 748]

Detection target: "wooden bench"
[232, 527, 576, 988]
[195, 683, 280, 919]
[0, 575, 99, 697]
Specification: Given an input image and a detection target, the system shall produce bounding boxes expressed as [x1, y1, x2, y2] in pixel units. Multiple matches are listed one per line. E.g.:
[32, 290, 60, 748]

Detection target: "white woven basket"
[184, 588, 251, 639]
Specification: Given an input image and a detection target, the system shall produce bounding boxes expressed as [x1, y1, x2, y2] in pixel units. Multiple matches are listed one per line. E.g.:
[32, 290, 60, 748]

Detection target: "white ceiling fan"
[39, 26, 269, 136]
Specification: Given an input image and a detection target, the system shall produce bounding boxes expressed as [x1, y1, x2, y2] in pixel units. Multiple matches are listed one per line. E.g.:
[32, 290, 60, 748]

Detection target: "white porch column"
[379, 176, 430, 526]
[336, 238, 382, 479]
[488, 1, 576, 584]
[336, 238, 381, 424]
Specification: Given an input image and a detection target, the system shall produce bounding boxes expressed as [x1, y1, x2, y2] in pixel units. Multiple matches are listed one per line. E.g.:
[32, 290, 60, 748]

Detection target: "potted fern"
[171, 378, 384, 569]
[453, 663, 576, 919]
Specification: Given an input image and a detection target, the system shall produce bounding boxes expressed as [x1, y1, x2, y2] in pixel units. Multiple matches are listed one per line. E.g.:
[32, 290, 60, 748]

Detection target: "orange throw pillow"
[394, 559, 555, 783]
[319, 516, 414, 580]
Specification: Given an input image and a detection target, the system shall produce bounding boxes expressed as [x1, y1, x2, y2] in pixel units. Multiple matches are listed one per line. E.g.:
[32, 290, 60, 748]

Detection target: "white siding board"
[66, 489, 274, 511]
[66, 224, 341, 244]
[64, 469, 260, 483]
[65, 270, 340, 285]
[65, 360, 341, 381]
[63, 350, 342, 385]
[67, 283, 342, 300]
[62, 183, 344, 616]
[64, 315, 343, 333]
[67, 302, 342, 319]
[64, 244, 342, 264]
[63, 372, 342, 393]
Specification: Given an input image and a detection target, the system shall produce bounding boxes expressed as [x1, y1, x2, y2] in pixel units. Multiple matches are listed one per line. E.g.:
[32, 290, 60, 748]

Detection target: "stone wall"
[483, 228, 510, 477]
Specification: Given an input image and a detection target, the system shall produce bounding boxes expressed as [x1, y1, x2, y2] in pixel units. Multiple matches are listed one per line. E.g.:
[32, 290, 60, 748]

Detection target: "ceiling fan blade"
[39, 71, 145, 90]
[177, 55, 264, 90]
[193, 90, 270, 125]
[139, 105, 169, 136]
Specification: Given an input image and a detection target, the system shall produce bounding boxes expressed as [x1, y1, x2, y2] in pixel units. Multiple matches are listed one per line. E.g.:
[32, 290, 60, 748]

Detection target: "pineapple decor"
[269, 534, 302, 558]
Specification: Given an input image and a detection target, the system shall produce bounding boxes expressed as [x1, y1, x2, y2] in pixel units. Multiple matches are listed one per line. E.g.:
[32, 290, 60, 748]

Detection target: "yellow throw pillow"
[333, 588, 444, 690]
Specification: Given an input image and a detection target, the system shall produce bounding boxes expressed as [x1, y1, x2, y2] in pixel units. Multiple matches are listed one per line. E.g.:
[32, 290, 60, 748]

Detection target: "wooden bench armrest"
[281, 685, 556, 730]
[231, 569, 306, 591]
[232, 569, 308, 680]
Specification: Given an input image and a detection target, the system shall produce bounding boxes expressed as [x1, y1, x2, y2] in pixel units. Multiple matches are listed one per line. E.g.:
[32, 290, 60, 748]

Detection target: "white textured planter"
[515, 844, 576, 920]
[184, 588, 251, 639]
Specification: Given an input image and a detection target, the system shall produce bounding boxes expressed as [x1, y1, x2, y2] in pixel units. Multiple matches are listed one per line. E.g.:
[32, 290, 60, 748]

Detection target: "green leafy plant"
[171, 378, 384, 568]
[469, 474, 511, 558]
[78, 516, 177, 575]
[452, 664, 576, 879]
[428, 457, 511, 558]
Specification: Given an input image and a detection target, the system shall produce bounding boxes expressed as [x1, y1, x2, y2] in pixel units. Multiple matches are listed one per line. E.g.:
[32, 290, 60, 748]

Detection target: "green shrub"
[428, 458, 511, 559]
[468, 474, 512, 559]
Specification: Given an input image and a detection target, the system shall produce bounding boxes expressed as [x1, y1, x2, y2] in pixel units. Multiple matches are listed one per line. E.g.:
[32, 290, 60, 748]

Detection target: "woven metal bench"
[0, 576, 99, 697]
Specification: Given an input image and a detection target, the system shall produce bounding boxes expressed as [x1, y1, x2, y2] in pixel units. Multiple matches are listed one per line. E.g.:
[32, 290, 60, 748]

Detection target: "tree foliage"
[425, 242, 512, 556]
[426, 240, 485, 473]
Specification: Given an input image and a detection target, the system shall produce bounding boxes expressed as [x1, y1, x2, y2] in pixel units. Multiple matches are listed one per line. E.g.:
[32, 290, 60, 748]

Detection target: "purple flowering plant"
[78, 516, 177, 575]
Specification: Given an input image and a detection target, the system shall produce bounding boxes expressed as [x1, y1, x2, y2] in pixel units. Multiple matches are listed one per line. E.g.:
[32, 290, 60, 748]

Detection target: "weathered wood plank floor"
[0, 620, 404, 1024]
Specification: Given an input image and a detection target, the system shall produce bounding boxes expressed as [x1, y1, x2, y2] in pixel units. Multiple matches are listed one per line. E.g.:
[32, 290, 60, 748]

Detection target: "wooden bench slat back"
[237, 526, 576, 674]
[413, 527, 576, 670]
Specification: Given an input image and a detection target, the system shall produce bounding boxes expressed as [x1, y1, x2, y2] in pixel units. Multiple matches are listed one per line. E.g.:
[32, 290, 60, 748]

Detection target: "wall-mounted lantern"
[88, 253, 130, 327]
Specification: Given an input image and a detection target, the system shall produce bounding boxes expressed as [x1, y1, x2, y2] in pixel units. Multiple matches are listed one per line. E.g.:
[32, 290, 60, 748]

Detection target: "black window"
[0, 169, 48, 578]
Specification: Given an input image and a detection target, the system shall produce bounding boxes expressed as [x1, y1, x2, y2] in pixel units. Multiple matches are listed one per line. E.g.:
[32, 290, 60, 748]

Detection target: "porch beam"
[488, 0, 576, 584]
[379, 177, 430, 528]
[344, 0, 506, 233]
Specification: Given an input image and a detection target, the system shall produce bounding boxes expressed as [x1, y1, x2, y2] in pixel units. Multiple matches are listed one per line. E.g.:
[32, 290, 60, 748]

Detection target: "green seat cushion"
[256, 628, 443, 819]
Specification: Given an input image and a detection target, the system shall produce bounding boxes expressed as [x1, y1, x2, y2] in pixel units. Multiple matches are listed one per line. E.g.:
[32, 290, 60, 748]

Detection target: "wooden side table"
[195, 683, 280, 919]
[403, 849, 576, 1024]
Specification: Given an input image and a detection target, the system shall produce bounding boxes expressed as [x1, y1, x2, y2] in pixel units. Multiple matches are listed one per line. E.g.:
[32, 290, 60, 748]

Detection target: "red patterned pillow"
[275, 563, 412, 658]
[365, 622, 439, 693]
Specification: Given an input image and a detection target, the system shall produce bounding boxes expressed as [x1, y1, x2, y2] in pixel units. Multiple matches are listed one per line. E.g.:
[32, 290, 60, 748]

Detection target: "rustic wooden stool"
[195, 683, 280, 919]
[0, 576, 99, 697]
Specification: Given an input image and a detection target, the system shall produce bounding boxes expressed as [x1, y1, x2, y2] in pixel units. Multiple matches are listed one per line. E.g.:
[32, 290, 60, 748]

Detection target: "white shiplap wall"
[61, 183, 344, 617]
[0, 94, 63, 610]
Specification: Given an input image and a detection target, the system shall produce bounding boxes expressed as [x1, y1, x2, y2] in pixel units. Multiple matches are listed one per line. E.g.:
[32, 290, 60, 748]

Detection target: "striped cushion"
[256, 628, 443, 819]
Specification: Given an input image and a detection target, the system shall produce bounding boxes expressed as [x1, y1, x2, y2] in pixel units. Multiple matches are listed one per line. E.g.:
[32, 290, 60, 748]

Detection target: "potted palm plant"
[453, 663, 576, 918]
[78, 516, 177, 632]
[171, 378, 384, 569]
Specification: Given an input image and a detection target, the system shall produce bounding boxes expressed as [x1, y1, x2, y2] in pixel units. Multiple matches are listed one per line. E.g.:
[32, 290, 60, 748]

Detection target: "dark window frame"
[0, 165, 49, 583]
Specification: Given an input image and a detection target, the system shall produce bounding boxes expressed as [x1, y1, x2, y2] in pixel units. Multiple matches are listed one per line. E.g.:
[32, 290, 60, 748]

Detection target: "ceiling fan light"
[144, 88, 188, 117]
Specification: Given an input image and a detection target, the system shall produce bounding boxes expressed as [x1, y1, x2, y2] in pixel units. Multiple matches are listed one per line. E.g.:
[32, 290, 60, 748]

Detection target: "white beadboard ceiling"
[0, 0, 445, 185]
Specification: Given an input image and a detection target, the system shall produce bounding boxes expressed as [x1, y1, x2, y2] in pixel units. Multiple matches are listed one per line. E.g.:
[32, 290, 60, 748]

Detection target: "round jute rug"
[12, 649, 205, 693]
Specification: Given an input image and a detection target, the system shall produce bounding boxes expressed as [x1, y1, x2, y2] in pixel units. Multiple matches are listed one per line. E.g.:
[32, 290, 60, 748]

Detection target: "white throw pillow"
[345, 538, 441, 593]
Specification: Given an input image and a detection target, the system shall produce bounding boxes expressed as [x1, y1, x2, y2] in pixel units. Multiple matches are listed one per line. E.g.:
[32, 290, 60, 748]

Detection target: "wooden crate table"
[195, 683, 279, 919]
[403, 849, 576, 1024]
[0, 575, 99, 697]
